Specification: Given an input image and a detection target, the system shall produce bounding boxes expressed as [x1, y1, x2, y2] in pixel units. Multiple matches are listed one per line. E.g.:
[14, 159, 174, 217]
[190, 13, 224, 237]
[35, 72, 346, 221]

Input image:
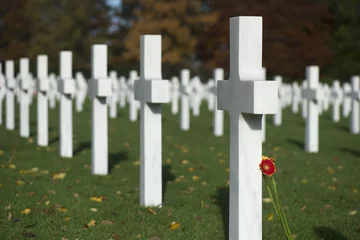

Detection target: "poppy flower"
[259, 157, 276, 177]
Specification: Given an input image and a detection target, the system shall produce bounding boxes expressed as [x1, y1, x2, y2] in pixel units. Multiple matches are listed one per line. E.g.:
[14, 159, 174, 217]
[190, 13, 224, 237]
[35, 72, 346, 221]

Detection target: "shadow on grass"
[314, 227, 348, 240]
[49, 136, 59, 145]
[287, 138, 304, 150]
[108, 150, 128, 173]
[335, 125, 349, 133]
[213, 186, 229, 239]
[162, 164, 176, 201]
[73, 141, 91, 156]
[339, 147, 360, 157]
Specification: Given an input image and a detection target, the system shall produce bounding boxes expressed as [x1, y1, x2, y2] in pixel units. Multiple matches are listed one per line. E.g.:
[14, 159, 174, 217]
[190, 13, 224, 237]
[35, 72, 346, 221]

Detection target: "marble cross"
[19, 58, 30, 138]
[134, 35, 169, 207]
[342, 83, 352, 118]
[58, 51, 76, 158]
[0, 65, 6, 125]
[301, 80, 308, 119]
[207, 79, 215, 111]
[48, 74, 58, 109]
[350, 76, 360, 134]
[118, 76, 127, 108]
[36, 55, 49, 146]
[108, 70, 119, 119]
[191, 76, 202, 117]
[292, 82, 301, 113]
[75, 72, 88, 112]
[6, 61, 15, 130]
[331, 80, 343, 122]
[213, 68, 224, 137]
[89, 45, 112, 175]
[216, 17, 278, 240]
[128, 70, 139, 122]
[261, 67, 266, 142]
[302, 66, 322, 153]
[273, 75, 283, 126]
[180, 69, 191, 130]
[171, 76, 180, 114]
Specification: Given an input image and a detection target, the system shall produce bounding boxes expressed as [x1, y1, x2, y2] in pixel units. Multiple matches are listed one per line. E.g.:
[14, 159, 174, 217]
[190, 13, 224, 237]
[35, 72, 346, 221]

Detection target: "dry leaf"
[133, 161, 140, 166]
[112, 234, 121, 240]
[327, 166, 335, 174]
[86, 220, 96, 227]
[64, 217, 70, 221]
[52, 173, 66, 180]
[192, 175, 200, 181]
[300, 205, 306, 211]
[7, 213, 12, 221]
[16, 180, 25, 186]
[201, 181, 207, 186]
[201, 200, 205, 208]
[188, 167, 194, 172]
[90, 196, 106, 202]
[148, 208, 157, 215]
[8, 164, 16, 169]
[100, 220, 114, 225]
[328, 185, 336, 191]
[169, 221, 180, 230]
[73, 193, 79, 198]
[265, 213, 274, 221]
[90, 208, 98, 212]
[181, 160, 189, 165]
[21, 208, 31, 215]
[352, 189, 358, 194]
[349, 210, 357, 215]
[263, 198, 272, 203]
[226, 168, 230, 173]
[57, 207, 67, 213]
[301, 179, 308, 184]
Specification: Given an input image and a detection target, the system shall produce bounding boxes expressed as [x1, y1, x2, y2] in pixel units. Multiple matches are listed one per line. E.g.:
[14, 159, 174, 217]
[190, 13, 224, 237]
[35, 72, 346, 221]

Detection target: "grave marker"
[58, 51, 75, 158]
[180, 69, 191, 130]
[213, 68, 224, 136]
[37, 55, 49, 146]
[134, 35, 169, 207]
[217, 17, 278, 240]
[350, 76, 360, 134]
[19, 58, 30, 138]
[6, 61, 15, 130]
[302, 66, 321, 153]
[89, 45, 112, 175]
[0, 65, 6, 125]
[273, 75, 282, 126]
[331, 80, 342, 122]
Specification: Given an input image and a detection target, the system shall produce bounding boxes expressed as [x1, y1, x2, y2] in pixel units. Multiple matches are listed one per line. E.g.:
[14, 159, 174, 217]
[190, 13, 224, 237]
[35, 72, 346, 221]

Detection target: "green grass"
[0, 99, 359, 240]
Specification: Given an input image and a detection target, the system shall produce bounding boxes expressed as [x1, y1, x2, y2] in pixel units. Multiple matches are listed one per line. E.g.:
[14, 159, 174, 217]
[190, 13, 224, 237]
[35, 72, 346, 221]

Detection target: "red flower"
[259, 157, 276, 177]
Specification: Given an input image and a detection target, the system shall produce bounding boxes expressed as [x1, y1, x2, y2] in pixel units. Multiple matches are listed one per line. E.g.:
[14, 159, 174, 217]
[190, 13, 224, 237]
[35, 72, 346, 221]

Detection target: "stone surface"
[5, 61, 15, 130]
[180, 69, 191, 130]
[19, 58, 30, 138]
[134, 35, 169, 207]
[213, 68, 224, 137]
[216, 16, 278, 240]
[89, 45, 111, 175]
[37, 55, 49, 146]
[350, 76, 360, 134]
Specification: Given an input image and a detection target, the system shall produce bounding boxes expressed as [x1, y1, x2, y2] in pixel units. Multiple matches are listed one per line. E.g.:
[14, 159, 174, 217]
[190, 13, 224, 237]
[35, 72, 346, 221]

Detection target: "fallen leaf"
[45, 201, 50, 206]
[8, 164, 16, 169]
[52, 173, 66, 180]
[181, 160, 189, 165]
[21, 208, 31, 215]
[148, 208, 157, 215]
[0, 150, 4, 155]
[90, 196, 106, 202]
[133, 161, 140, 166]
[16, 180, 25, 186]
[73, 193, 79, 198]
[57, 207, 67, 213]
[349, 210, 357, 215]
[352, 189, 358, 194]
[188, 167, 194, 172]
[192, 175, 200, 181]
[116, 191, 121, 195]
[64, 217, 70, 221]
[301, 179, 308, 184]
[90, 208, 98, 212]
[7, 213, 12, 220]
[300, 205, 306, 211]
[100, 220, 114, 225]
[201, 181, 207, 186]
[265, 213, 274, 221]
[263, 198, 272, 203]
[226, 168, 230, 173]
[28, 138, 33, 143]
[327, 166, 335, 174]
[201, 200, 205, 208]
[112, 234, 121, 240]
[169, 221, 180, 230]
[86, 220, 96, 228]
[218, 159, 225, 164]
[31, 168, 38, 172]
[328, 185, 336, 191]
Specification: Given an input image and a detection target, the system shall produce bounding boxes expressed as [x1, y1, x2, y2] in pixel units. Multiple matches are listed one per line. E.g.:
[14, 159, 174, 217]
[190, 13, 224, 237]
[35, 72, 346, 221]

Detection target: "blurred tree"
[120, 0, 218, 75]
[199, 0, 334, 79]
[328, 0, 360, 80]
[27, 0, 111, 75]
[0, 0, 32, 64]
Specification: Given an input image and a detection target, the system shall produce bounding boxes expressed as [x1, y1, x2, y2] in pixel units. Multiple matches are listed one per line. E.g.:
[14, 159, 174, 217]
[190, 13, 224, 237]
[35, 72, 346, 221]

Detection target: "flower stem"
[272, 177, 292, 239]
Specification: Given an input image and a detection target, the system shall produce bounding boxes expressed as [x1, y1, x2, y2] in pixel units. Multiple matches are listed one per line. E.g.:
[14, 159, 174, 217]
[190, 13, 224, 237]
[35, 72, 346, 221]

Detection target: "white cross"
[0, 65, 6, 126]
[301, 66, 322, 153]
[180, 69, 191, 130]
[342, 83, 352, 118]
[19, 58, 30, 138]
[213, 68, 224, 136]
[331, 80, 343, 122]
[88, 45, 112, 175]
[216, 16, 278, 240]
[350, 76, 360, 134]
[36, 55, 49, 146]
[273, 75, 282, 126]
[58, 51, 76, 158]
[128, 70, 139, 121]
[5, 61, 15, 130]
[134, 35, 169, 207]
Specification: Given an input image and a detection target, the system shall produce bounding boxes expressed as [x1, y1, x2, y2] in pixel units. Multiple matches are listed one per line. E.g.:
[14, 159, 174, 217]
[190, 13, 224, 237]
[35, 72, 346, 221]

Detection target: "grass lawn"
[0, 99, 359, 240]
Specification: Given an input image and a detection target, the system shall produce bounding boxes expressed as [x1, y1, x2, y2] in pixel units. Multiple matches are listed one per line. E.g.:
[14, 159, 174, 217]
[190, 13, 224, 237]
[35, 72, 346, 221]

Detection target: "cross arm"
[134, 79, 169, 103]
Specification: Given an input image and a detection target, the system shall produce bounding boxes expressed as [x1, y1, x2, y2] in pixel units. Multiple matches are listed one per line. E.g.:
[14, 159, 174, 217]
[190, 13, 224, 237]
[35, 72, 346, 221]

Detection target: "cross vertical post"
[350, 76, 360, 134]
[58, 51, 75, 158]
[180, 69, 190, 130]
[37, 55, 49, 146]
[134, 35, 169, 207]
[5, 61, 15, 130]
[89, 45, 112, 175]
[19, 58, 30, 138]
[213, 68, 224, 136]
[217, 17, 278, 240]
